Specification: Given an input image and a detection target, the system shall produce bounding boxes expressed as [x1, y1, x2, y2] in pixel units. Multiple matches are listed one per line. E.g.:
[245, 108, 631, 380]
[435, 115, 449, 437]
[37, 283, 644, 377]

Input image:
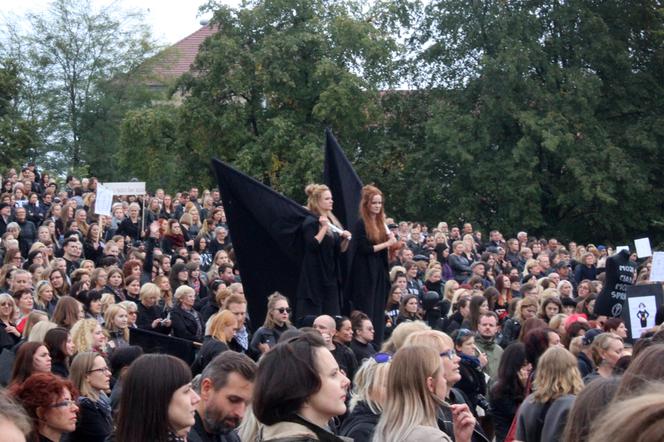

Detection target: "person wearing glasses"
[404, 330, 490, 442]
[339, 353, 392, 441]
[0, 293, 21, 349]
[69, 352, 112, 441]
[9, 372, 79, 442]
[250, 292, 296, 356]
[170, 285, 204, 343]
[373, 345, 476, 442]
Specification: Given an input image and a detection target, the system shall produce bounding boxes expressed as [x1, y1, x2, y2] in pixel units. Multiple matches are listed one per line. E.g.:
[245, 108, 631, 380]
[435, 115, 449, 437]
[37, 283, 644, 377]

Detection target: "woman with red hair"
[347, 185, 396, 346]
[9, 372, 79, 442]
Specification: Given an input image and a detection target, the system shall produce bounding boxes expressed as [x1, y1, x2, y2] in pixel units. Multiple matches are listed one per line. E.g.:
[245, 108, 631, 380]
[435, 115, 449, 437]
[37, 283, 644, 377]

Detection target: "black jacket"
[136, 302, 171, 335]
[70, 395, 113, 442]
[191, 336, 229, 376]
[338, 401, 379, 442]
[170, 306, 203, 342]
[188, 410, 241, 442]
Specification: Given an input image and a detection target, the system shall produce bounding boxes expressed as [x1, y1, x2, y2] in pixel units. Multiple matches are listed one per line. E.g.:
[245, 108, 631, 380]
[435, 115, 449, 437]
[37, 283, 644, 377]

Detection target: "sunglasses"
[274, 307, 292, 314]
[373, 352, 393, 363]
[440, 349, 457, 360]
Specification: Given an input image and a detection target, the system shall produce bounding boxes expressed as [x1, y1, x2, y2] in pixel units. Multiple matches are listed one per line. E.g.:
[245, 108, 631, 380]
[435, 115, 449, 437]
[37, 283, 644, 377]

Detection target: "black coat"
[136, 302, 171, 335]
[350, 339, 376, 364]
[115, 218, 141, 243]
[296, 218, 343, 319]
[449, 253, 472, 283]
[347, 220, 390, 346]
[70, 396, 113, 442]
[170, 306, 203, 342]
[338, 401, 379, 442]
[188, 410, 241, 442]
[191, 336, 229, 376]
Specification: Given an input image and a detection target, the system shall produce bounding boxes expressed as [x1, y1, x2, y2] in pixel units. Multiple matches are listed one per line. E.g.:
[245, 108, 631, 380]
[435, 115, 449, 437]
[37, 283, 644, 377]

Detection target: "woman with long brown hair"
[347, 185, 396, 346]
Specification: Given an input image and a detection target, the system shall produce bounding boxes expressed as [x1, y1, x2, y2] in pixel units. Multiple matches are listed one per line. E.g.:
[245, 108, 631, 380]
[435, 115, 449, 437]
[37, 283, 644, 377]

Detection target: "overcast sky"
[0, 0, 241, 45]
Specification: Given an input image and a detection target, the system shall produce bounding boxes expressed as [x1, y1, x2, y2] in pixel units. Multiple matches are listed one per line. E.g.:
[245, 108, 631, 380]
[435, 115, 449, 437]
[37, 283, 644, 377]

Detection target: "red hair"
[9, 372, 78, 431]
[359, 185, 388, 244]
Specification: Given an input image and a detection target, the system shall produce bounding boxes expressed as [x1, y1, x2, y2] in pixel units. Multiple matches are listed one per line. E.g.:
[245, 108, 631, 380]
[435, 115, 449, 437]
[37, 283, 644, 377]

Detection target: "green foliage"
[0, 58, 38, 167]
[171, 0, 398, 198]
[1, 0, 158, 174]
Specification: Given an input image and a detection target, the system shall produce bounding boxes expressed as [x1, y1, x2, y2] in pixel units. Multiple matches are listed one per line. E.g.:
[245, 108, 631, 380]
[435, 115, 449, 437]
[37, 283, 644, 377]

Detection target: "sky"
[0, 0, 240, 45]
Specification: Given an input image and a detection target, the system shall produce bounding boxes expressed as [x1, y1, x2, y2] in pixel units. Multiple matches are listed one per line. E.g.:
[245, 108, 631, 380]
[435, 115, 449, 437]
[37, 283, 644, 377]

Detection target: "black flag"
[211, 159, 314, 327]
[323, 128, 363, 232]
[323, 129, 364, 312]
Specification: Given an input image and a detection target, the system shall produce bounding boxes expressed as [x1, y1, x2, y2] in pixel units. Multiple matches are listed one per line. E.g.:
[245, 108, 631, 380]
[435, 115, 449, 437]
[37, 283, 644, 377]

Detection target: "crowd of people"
[0, 163, 663, 442]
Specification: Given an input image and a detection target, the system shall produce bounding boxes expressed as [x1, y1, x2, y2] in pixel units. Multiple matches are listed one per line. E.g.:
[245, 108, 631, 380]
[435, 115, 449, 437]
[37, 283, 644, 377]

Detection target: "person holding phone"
[451, 329, 489, 418]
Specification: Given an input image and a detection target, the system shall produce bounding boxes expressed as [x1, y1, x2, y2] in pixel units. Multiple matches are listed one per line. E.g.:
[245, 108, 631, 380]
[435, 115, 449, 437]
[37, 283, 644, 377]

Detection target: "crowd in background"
[0, 163, 662, 442]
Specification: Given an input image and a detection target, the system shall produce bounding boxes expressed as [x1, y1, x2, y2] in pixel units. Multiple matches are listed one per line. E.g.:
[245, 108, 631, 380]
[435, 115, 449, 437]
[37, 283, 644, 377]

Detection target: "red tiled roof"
[147, 24, 218, 84]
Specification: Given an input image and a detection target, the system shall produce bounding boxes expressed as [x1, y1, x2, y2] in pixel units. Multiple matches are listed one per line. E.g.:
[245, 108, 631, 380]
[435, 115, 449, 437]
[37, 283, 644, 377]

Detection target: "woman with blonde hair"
[339, 355, 392, 441]
[191, 310, 237, 375]
[296, 183, 351, 320]
[250, 292, 296, 355]
[0, 293, 21, 349]
[515, 347, 583, 442]
[372, 345, 475, 442]
[136, 282, 171, 334]
[71, 318, 107, 356]
[34, 280, 57, 316]
[69, 351, 113, 441]
[348, 185, 396, 346]
[153, 274, 174, 310]
[104, 304, 130, 352]
[584, 333, 624, 383]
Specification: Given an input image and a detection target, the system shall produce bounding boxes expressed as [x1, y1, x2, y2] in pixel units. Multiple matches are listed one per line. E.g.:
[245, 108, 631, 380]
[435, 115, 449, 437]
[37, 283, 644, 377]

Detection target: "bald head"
[313, 315, 336, 335]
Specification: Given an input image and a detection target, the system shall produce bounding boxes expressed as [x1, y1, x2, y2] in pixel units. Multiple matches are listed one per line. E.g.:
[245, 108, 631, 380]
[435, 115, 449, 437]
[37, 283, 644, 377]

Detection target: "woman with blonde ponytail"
[296, 184, 352, 320]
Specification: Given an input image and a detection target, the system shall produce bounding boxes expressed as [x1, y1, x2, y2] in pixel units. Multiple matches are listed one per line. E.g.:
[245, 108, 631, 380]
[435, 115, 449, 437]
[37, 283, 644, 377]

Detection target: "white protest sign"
[94, 184, 114, 216]
[651, 252, 664, 282]
[634, 237, 653, 258]
[616, 245, 630, 254]
[102, 182, 146, 195]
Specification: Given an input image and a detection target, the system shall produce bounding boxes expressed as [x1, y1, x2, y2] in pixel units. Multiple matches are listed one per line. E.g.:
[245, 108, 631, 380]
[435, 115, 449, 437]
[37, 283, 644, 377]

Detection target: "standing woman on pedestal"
[297, 184, 351, 320]
[348, 185, 396, 346]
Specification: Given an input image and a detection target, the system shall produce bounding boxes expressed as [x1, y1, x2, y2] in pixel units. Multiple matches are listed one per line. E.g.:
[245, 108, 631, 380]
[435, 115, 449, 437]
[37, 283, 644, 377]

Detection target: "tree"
[402, 0, 664, 242]
[0, 58, 38, 167]
[1, 0, 158, 174]
[170, 0, 398, 196]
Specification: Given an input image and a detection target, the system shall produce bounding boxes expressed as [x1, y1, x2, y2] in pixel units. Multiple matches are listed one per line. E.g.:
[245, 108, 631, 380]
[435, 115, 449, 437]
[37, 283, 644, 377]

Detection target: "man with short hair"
[521, 283, 539, 299]
[62, 237, 83, 276]
[224, 294, 251, 354]
[475, 312, 503, 381]
[219, 264, 236, 285]
[188, 352, 257, 442]
[313, 314, 358, 381]
[538, 254, 551, 274]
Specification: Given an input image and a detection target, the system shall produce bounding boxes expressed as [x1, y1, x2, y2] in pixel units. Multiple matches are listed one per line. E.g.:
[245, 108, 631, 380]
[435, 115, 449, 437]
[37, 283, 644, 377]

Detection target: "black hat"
[582, 328, 602, 346]
[0, 202, 9, 210]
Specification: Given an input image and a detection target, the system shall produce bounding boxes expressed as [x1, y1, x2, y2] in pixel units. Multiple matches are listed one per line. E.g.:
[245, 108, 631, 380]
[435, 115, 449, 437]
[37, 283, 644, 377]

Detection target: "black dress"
[296, 217, 343, 319]
[347, 220, 390, 346]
